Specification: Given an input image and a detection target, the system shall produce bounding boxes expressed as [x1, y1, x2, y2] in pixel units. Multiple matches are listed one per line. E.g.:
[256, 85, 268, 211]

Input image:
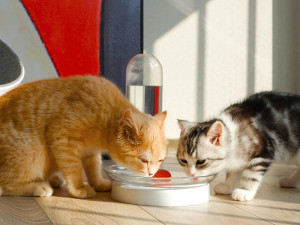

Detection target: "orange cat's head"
[110, 110, 167, 177]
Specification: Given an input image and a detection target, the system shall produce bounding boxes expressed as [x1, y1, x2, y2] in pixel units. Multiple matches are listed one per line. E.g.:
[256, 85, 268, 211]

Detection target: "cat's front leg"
[49, 171, 65, 188]
[232, 158, 272, 201]
[279, 167, 300, 188]
[214, 172, 238, 195]
[52, 142, 96, 198]
[82, 153, 112, 192]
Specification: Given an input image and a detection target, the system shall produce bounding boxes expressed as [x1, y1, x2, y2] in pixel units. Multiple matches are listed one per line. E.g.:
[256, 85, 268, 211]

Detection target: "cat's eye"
[179, 159, 188, 165]
[196, 159, 206, 167]
[140, 158, 148, 164]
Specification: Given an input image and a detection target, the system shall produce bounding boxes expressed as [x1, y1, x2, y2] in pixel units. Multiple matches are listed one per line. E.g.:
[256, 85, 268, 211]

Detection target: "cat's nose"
[189, 172, 195, 177]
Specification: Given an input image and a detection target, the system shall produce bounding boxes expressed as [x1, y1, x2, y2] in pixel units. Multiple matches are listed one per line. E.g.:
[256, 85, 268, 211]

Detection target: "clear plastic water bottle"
[126, 54, 163, 115]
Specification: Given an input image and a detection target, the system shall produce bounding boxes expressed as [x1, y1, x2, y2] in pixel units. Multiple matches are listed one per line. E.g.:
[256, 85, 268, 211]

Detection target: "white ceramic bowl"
[105, 163, 216, 206]
[111, 181, 211, 206]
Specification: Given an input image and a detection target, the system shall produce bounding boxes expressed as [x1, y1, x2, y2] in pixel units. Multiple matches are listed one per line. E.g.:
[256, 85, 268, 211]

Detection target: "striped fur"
[0, 76, 167, 198]
[177, 91, 300, 201]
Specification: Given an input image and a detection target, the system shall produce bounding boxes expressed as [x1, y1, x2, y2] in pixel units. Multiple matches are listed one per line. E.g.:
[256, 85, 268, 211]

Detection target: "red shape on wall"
[21, 0, 101, 77]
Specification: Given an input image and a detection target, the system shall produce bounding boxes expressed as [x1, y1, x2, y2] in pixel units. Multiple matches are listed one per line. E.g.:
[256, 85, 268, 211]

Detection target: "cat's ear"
[178, 120, 195, 131]
[207, 121, 223, 146]
[154, 111, 167, 128]
[120, 109, 141, 145]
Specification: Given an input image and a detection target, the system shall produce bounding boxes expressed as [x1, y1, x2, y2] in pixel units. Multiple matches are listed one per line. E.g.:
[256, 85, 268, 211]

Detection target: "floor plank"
[213, 185, 300, 225]
[263, 164, 300, 196]
[1, 149, 299, 225]
[208, 163, 300, 225]
[141, 198, 273, 225]
[0, 196, 52, 225]
[36, 190, 162, 225]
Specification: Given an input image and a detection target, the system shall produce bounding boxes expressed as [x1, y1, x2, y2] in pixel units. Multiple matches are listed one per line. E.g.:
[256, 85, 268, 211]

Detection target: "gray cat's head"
[177, 119, 229, 177]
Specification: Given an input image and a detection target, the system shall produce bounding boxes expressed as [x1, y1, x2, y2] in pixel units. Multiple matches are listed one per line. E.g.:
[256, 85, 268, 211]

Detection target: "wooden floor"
[1, 149, 300, 225]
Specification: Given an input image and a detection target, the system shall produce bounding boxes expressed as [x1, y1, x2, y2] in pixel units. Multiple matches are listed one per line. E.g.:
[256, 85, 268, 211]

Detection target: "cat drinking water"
[177, 91, 300, 201]
[0, 76, 167, 198]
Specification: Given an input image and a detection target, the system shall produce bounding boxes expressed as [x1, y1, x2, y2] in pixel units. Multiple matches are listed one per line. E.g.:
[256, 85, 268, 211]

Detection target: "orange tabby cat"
[0, 75, 167, 198]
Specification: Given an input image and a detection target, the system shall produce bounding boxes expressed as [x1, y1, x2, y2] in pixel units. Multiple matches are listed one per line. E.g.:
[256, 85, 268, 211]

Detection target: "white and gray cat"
[177, 91, 300, 201]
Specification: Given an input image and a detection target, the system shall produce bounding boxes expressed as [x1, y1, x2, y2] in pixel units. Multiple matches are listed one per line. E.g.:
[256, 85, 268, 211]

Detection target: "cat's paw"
[232, 188, 255, 201]
[33, 182, 53, 197]
[214, 183, 232, 195]
[49, 173, 65, 188]
[69, 185, 96, 198]
[93, 179, 112, 192]
[279, 176, 298, 188]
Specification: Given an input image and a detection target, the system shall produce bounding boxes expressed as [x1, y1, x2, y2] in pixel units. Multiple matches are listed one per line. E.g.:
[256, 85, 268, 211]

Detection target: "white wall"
[0, 0, 58, 83]
[144, 0, 278, 139]
[144, 1, 202, 139]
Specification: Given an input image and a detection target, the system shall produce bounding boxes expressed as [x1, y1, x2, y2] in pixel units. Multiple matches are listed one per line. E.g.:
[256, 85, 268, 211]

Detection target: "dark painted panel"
[100, 0, 143, 94]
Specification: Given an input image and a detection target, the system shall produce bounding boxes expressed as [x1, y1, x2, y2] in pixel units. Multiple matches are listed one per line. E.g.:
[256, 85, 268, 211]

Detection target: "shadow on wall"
[144, 0, 264, 121]
[145, 0, 300, 122]
[144, 0, 208, 120]
[195, 0, 258, 118]
[247, 0, 256, 95]
[273, 0, 300, 94]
